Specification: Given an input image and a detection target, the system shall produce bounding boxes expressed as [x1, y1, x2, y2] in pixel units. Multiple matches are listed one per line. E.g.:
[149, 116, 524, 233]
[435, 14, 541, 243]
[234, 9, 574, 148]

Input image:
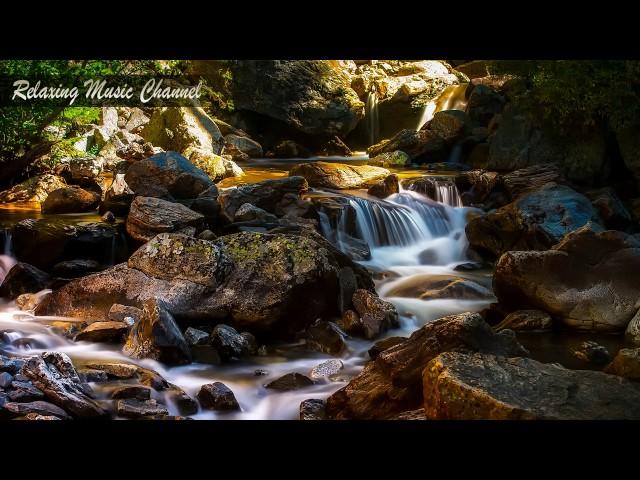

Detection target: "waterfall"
[404, 177, 463, 207]
[0, 229, 16, 284]
[416, 83, 469, 131]
[365, 89, 380, 146]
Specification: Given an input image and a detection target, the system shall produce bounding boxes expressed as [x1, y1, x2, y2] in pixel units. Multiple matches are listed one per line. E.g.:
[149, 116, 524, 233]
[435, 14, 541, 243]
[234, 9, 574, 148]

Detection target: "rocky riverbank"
[2, 59, 640, 420]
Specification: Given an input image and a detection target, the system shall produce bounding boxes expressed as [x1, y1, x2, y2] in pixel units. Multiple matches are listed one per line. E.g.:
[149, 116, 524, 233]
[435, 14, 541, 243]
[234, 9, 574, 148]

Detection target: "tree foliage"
[488, 60, 640, 130]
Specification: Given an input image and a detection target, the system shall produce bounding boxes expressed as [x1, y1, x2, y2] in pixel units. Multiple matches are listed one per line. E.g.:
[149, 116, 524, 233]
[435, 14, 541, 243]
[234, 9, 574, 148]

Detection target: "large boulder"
[218, 176, 309, 221]
[426, 110, 472, 144]
[325, 312, 527, 419]
[613, 120, 640, 191]
[493, 224, 640, 332]
[229, 60, 364, 138]
[124, 151, 213, 200]
[0, 174, 66, 205]
[36, 230, 375, 338]
[466, 183, 602, 258]
[487, 103, 608, 185]
[423, 352, 640, 419]
[141, 107, 223, 154]
[0, 262, 52, 299]
[465, 84, 505, 126]
[41, 186, 100, 214]
[366, 129, 447, 163]
[224, 134, 263, 158]
[289, 162, 389, 189]
[126, 196, 205, 242]
[100, 173, 134, 216]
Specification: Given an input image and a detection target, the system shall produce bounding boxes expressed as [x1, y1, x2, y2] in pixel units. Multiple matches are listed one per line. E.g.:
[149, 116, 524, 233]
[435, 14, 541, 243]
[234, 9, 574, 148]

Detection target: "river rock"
[0, 262, 51, 300]
[21, 352, 106, 418]
[0, 371, 12, 388]
[368, 336, 407, 360]
[305, 320, 347, 355]
[116, 398, 168, 418]
[423, 351, 640, 419]
[197, 382, 240, 411]
[384, 274, 493, 301]
[53, 259, 104, 279]
[454, 169, 500, 205]
[466, 183, 602, 259]
[625, 311, 640, 346]
[210, 324, 251, 360]
[74, 321, 130, 343]
[110, 385, 151, 400]
[465, 84, 505, 126]
[367, 129, 447, 163]
[290, 162, 389, 189]
[367, 174, 400, 199]
[123, 298, 191, 365]
[124, 151, 214, 200]
[6, 380, 44, 402]
[572, 341, 612, 365]
[325, 312, 527, 419]
[368, 151, 411, 168]
[309, 359, 344, 381]
[501, 163, 566, 200]
[265, 373, 314, 391]
[229, 60, 364, 138]
[166, 385, 199, 416]
[12, 219, 126, 270]
[100, 173, 134, 216]
[300, 399, 327, 420]
[425, 110, 472, 144]
[84, 362, 139, 379]
[494, 224, 640, 332]
[224, 134, 263, 158]
[0, 174, 66, 205]
[141, 106, 223, 155]
[350, 289, 399, 340]
[234, 203, 279, 224]
[108, 304, 143, 323]
[0, 355, 25, 374]
[67, 156, 104, 181]
[128, 233, 228, 287]
[41, 186, 100, 214]
[218, 176, 308, 221]
[605, 348, 640, 380]
[494, 309, 553, 332]
[126, 196, 205, 242]
[586, 187, 633, 230]
[184, 327, 210, 346]
[2, 400, 71, 420]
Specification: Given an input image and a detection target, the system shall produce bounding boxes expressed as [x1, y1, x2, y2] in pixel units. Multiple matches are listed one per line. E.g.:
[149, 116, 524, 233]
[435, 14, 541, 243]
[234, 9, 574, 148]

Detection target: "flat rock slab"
[423, 352, 640, 420]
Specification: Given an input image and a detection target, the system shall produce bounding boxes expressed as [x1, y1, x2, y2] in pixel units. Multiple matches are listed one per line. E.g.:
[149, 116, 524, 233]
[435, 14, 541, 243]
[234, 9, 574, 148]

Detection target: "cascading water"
[404, 177, 464, 207]
[416, 83, 469, 131]
[0, 229, 15, 283]
[365, 88, 380, 146]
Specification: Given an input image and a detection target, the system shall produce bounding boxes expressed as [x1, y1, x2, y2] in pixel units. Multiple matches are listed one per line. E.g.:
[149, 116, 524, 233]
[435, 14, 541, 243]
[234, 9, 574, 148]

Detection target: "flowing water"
[416, 83, 469, 131]
[365, 89, 380, 146]
[0, 155, 495, 420]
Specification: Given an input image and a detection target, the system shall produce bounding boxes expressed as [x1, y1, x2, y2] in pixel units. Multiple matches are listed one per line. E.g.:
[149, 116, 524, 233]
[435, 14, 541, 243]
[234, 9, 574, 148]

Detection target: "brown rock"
[494, 309, 553, 332]
[605, 348, 640, 380]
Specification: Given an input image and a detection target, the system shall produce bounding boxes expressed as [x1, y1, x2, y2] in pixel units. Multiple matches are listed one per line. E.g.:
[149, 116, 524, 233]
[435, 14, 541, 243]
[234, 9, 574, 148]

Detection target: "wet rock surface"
[290, 162, 390, 189]
[126, 196, 205, 242]
[197, 382, 240, 411]
[423, 351, 640, 420]
[300, 399, 327, 420]
[265, 373, 314, 391]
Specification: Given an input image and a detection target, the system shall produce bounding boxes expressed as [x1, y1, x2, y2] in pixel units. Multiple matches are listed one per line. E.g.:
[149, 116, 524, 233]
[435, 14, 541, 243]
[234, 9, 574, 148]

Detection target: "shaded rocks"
[494, 309, 553, 332]
[2, 400, 71, 420]
[41, 186, 100, 214]
[53, 259, 104, 279]
[423, 352, 640, 420]
[184, 327, 210, 346]
[367, 129, 447, 163]
[625, 311, 640, 346]
[124, 151, 213, 200]
[0, 174, 66, 205]
[224, 134, 263, 158]
[501, 163, 565, 200]
[265, 373, 314, 391]
[494, 224, 640, 332]
[21, 352, 106, 418]
[305, 320, 347, 355]
[368, 336, 407, 360]
[289, 162, 390, 189]
[116, 398, 168, 418]
[572, 341, 612, 365]
[586, 187, 633, 231]
[0, 262, 51, 300]
[210, 324, 252, 360]
[326, 312, 527, 419]
[426, 110, 472, 144]
[110, 385, 152, 400]
[197, 382, 240, 411]
[218, 176, 309, 222]
[339, 289, 399, 340]
[300, 399, 327, 420]
[605, 348, 640, 380]
[126, 196, 205, 242]
[229, 60, 364, 138]
[367, 174, 400, 199]
[123, 298, 191, 365]
[74, 321, 130, 343]
[465, 84, 505, 126]
[466, 183, 601, 259]
[100, 173, 134, 216]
